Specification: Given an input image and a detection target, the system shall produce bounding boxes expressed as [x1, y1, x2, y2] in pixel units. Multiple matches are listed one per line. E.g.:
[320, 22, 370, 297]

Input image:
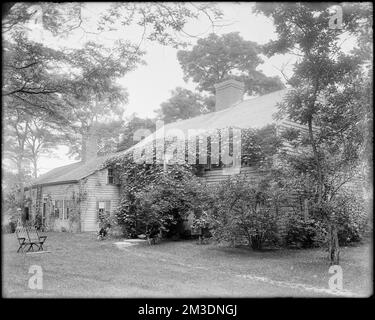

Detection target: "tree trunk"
[81, 135, 87, 162]
[308, 118, 340, 265]
[250, 234, 263, 250]
[328, 222, 340, 265]
[308, 118, 323, 203]
[33, 157, 38, 179]
[17, 163, 25, 223]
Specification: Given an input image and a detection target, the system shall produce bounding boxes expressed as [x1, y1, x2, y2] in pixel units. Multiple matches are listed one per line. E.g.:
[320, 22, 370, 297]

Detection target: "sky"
[118, 2, 294, 119]
[19, 2, 353, 174]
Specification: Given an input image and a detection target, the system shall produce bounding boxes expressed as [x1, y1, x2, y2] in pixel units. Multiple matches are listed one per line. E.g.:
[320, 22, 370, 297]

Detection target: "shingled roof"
[28, 153, 114, 187]
[111, 88, 288, 160]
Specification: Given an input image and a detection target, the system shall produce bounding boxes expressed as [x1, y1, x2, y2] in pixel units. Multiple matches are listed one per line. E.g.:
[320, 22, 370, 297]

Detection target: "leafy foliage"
[110, 154, 206, 239]
[117, 116, 156, 152]
[327, 191, 369, 246]
[254, 2, 372, 264]
[157, 87, 211, 124]
[284, 214, 326, 249]
[177, 32, 285, 95]
[241, 125, 282, 167]
[208, 177, 279, 250]
[3, 2, 223, 162]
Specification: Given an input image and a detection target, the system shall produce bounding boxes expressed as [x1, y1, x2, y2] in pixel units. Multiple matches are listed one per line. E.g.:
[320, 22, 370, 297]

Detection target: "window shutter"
[113, 168, 120, 185]
[66, 200, 69, 220]
[96, 201, 99, 220]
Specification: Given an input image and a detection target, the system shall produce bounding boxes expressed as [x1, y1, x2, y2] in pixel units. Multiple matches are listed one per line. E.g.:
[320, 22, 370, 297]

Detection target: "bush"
[284, 191, 368, 249]
[284, 214, 326, 248]
[33, 214, 43, 230]
[208, 177, 279, 250]
[333, 192, 369, 245]
[192, 211, 212, 239]
[2, 221, 16, 233]
[114, 161, 207, 240]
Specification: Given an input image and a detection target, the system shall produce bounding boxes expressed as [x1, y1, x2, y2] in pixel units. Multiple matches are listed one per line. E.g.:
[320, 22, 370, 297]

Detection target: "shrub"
[284, 214, 325, 248]
[208, 176, 279, 250]
[333, 192, 369, 245]
[284, 191, 368, 249]
[191, 211, 212, 239]
[2, 221, 16, 233]
[33, 214, 43, 230]
[114, 161, 207, 240]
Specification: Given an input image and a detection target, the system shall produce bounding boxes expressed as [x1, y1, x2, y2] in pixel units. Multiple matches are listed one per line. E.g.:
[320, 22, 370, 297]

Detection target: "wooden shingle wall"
[79, 169, 120, 232]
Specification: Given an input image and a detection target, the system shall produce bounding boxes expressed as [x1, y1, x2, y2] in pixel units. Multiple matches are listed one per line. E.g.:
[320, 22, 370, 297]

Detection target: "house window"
[55, 200, 63, 219]
[107, 168, 114, 184]
[97, 200, 111, 220]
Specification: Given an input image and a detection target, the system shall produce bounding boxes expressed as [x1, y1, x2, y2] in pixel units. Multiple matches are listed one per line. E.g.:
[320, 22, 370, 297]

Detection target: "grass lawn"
[2, 232, 372, 297]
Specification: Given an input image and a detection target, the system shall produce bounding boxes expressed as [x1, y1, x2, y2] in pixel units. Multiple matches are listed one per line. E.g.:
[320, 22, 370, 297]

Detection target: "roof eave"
[26, 179, 79, 190]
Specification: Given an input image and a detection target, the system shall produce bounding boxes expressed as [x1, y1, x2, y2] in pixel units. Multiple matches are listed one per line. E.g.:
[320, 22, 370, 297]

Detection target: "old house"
[24, 79, 321, 232]
[24, 132, 121, 232]
[113, 79, 294, 184]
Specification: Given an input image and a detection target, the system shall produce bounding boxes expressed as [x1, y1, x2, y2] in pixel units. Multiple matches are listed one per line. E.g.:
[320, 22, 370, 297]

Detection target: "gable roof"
[29, 154, 114, 187]
[164, 88, 288, 132]
[113, 88, 288, 158]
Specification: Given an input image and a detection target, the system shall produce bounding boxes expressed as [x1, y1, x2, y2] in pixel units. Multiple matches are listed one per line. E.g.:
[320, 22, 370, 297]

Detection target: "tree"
[117, 116, 156, 152]
[2, 2, 224, 213]
[2, 33, 74, 123]
[1, 166, 32, 226]
[156, 87, 211, 123]
[25, 117, 64, 178]
[2, 3, 223, 123]
[157, 32, 285, 123]
[95, 3, 224, 48]
[3, 108, 33, 210]
[60, 40, 133, 160]
[254, 2, 372, 264]
[177, 32, 285, 95]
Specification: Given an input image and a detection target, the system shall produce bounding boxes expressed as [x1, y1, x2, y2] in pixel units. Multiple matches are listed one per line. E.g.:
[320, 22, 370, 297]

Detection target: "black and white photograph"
[1, 2, 373, 301]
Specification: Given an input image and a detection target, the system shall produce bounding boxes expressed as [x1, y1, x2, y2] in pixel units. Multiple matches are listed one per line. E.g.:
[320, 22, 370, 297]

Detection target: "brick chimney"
[214, 79, 245, 112]
[82, 126, 98, 162]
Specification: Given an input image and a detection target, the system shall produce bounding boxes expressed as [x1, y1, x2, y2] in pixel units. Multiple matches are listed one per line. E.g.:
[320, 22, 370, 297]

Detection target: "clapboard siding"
[26, 168, 120, 232]
[80, 169, 120, 232]
[201, 166, 265, 185]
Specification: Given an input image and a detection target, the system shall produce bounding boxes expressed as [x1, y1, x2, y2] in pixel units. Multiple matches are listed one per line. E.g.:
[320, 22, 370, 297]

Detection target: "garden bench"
[15, 223, 47, 253]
